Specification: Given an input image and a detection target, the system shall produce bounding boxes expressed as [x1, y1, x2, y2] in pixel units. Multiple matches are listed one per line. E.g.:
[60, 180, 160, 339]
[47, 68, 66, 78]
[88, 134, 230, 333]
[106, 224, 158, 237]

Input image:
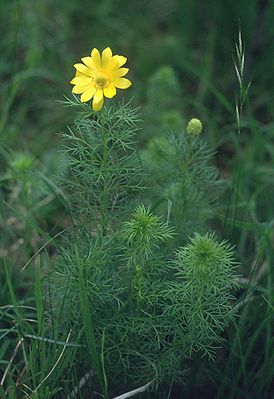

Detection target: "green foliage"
[142, 129, 224, 241]
[51, 217, 237, 396]
[60, 99, 143, 232]
[123, 204, 174, 262]
[42, 102, 238, 397]
[164, 233, 238, 358]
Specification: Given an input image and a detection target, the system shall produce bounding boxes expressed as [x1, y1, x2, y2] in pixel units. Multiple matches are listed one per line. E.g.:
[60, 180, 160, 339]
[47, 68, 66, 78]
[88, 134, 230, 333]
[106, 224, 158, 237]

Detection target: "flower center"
[95, 75, 108, 88]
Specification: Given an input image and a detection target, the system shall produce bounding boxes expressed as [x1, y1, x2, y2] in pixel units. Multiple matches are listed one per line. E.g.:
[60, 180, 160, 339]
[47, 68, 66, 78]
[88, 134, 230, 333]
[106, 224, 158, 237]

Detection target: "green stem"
[100, 114, 109, 237]
[180, 135, 193, 222]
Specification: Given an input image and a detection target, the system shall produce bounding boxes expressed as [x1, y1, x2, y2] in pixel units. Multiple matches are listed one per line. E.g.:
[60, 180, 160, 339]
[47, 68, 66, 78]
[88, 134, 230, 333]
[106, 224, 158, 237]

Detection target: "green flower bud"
[9, 153, 35, 179]
[186, 118, 203, 136]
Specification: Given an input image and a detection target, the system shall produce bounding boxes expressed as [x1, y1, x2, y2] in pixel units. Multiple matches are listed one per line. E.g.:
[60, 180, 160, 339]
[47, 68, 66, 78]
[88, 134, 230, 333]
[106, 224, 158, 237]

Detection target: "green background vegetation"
[0, 0, 274, 398]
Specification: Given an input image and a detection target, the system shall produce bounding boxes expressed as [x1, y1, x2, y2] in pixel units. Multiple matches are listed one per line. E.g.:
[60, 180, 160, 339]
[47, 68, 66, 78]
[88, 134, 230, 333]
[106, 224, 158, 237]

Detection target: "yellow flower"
[70, 47, 132, 111]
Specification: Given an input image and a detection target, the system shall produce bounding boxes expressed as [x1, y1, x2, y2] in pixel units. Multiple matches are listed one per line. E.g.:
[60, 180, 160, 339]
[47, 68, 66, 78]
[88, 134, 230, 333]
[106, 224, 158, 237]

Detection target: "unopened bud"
[186, 118, 203, 136]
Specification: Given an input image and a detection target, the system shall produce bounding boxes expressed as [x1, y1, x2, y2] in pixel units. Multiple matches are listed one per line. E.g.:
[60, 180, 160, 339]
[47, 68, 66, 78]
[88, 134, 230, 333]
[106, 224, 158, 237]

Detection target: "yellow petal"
[72, 83, 92, 94]
[111, 55, 127, 69]
[102, 47, 112, 69]
[81, 56, 95, 70]
[80, 87, 96, 102]
[93, 88, 103, 104]
[111, 68, 129, 79]
[113, 78, 132, 89]
[91, 48, 101, 69]
[112, 55, 127, 68]
[70, 76, 91, 85]
[92, 96, 104, 111]
[104, 85, 116, 98]
[75, 70, 87, 77]
[74, 63, 93, 76]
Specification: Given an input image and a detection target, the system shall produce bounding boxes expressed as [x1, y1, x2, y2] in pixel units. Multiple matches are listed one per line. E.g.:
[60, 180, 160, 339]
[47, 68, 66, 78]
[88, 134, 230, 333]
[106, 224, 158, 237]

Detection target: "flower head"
[186, 118, 203, 136]
[70, 47, 132, 111]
